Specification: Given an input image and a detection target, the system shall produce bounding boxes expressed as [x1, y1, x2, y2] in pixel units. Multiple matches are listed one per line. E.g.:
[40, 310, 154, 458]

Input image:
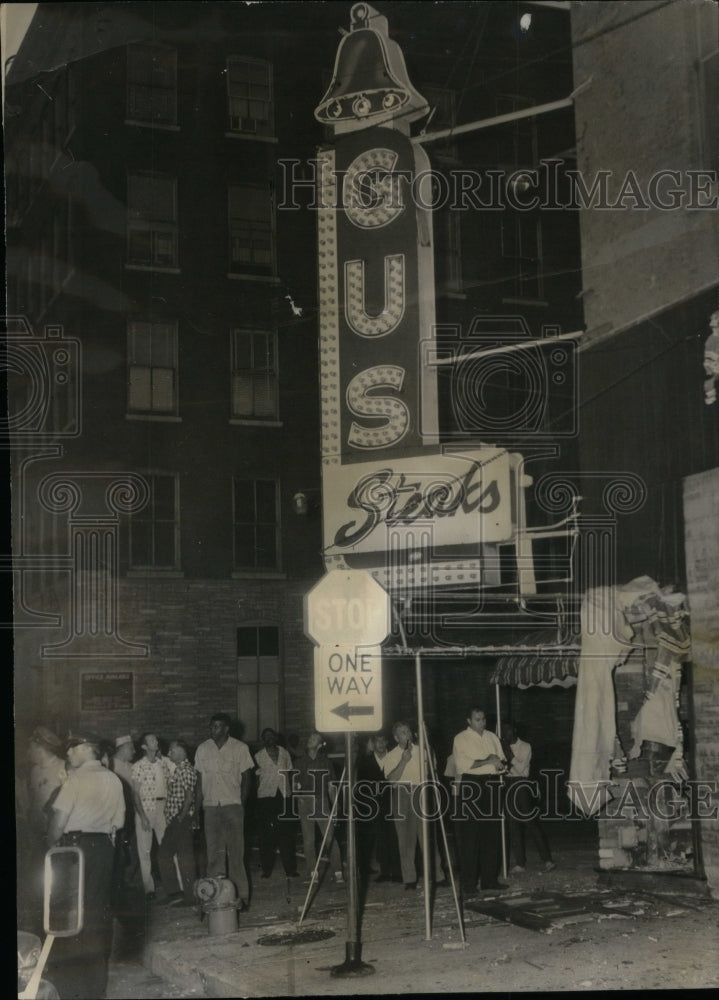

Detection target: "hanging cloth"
[567, 587, 635, 815]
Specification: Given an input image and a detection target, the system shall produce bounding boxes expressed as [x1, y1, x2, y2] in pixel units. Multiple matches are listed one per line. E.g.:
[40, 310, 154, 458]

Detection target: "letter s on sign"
[313, 599, 332, 632]
[346, 366, 410, 450]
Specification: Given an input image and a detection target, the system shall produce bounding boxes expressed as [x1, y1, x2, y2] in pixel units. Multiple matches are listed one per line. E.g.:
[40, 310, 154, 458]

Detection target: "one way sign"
[314, 644, 382, 733]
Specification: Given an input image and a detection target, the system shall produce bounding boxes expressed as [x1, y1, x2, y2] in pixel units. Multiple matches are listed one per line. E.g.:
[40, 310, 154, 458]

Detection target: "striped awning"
[489, 629, 580, 689]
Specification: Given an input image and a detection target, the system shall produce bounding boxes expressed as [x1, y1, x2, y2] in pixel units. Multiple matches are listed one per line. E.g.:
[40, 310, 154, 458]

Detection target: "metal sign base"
[330, 942, 375, 978]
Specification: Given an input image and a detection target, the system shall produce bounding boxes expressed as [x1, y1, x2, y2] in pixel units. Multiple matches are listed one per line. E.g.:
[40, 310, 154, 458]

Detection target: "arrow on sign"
[331, 702, 375, 721]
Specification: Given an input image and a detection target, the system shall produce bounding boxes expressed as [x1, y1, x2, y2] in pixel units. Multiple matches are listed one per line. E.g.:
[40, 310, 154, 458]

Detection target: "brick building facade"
[7, 2, 718, 894]
[572, 1, 719, 889]
[7, 1, 583, 755]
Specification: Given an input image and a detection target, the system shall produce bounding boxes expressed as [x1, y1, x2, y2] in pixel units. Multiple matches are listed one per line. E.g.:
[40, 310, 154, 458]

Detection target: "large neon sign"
[315, 3, 514, 586]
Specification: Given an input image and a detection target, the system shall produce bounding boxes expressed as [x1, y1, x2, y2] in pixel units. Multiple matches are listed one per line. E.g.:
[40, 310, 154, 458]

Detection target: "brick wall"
[572, 1, 719, 346]
[15, 576, 320, 750]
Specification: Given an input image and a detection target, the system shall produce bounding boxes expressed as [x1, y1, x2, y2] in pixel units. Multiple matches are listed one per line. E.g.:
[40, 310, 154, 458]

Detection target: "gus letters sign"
[315, 3, 516, 586]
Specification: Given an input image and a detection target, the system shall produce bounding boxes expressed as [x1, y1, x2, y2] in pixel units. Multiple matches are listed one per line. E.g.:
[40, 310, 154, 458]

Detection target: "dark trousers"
[351, 789, 402, 880]
[258, 792, 296, 876]
[356, 812, 377, 877]
[49, 834, 115, 1000]
[504, 777, 552, 867]
[456, 776, 503, 891]
[18, 824, 46, 936]
[204, 804, 248, 901]
[158, 813, 197, 901]
[375, 787, 401, 879]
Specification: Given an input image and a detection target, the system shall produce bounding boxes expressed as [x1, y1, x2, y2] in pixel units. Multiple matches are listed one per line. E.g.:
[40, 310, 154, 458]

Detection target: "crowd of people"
[16, 706, 555, 999]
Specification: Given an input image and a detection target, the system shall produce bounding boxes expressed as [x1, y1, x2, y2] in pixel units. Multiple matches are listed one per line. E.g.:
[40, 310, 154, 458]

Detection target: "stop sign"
[304, 570, 390, 646]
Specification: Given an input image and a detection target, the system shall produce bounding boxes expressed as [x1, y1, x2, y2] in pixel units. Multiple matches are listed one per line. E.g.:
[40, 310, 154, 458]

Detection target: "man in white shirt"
[452, 707, 507, 897]
[254, 727, 297, 878]
[47, 733, 125, 1000]
[502, 722, 555, 874]
[382, 721, 446, 890]
[131, 732, 173, 900]
[194, 712, 254, 907]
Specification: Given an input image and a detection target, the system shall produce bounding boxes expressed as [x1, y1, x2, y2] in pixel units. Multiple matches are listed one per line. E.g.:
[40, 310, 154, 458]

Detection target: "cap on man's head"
[30, 726, 64, 754]
[114, 735, 133, 750]
[65, 732, 102, 750]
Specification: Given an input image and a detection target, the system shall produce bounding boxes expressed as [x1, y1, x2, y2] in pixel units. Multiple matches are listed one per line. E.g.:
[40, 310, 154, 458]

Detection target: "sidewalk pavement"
[141, 846, 719, 997]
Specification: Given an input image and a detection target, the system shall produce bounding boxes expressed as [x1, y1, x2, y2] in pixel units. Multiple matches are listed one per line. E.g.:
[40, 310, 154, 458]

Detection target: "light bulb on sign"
[293, 492, 309, 516]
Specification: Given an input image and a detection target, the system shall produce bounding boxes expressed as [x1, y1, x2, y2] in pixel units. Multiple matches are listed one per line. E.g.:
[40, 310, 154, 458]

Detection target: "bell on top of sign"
[314, 2, 428, 134]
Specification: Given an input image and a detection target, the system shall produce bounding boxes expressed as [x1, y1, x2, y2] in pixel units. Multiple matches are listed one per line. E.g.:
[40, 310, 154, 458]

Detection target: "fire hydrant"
[193, 876, 239, 935]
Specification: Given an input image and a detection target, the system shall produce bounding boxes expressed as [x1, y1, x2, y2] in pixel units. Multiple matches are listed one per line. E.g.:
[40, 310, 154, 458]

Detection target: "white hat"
[115, 734, 133, 749]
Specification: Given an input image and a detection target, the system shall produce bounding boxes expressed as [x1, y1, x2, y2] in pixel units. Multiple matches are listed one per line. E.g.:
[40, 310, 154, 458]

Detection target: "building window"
[226, 57, 274, 136]
[231, 329, 278, 419]
[127, 473, 179, 569]
[236, 625, 281, 743]
[127, 172, 178, 268]
[233, 478, 279, 570]
[501, 214, 544, 300]
[228, 184, 275, 274]
[127, 320, 178, 414]
[127, 43, 177, 125]
[699, 50, 719, 170]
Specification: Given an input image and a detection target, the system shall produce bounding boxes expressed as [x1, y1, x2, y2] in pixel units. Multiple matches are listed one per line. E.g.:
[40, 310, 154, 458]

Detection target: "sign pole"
[331, 733, 374, 979]
[416, 652, 432, 941]
[496, 682, 507, 881]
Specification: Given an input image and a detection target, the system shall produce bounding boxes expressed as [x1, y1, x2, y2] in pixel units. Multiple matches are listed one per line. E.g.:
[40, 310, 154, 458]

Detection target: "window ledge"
[126, 414, 182, 423]
[126, 570, 185, 578]
[125, 264, 181, 275]
[231, 570, 286, 580]
[125, 119, 180, 132]
[501, 296, 549, 308]
[227, 273, 281, 284]
[229, 418, 282, 428]
[225, 132, 278, 144]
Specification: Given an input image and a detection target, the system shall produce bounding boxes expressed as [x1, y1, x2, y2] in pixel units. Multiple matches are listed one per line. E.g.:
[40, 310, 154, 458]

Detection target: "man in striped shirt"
[158, 740, 198, 905]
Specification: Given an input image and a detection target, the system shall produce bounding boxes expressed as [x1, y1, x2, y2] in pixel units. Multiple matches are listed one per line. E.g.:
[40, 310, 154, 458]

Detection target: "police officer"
[47, 733, 125, 1000]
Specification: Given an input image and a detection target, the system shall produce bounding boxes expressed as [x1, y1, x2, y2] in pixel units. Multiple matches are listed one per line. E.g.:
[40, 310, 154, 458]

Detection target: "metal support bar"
[422, 720, 466, 945]
[298, 766, 346, 926]
[429, 329, 583, 367]
[19, 934, 55, 1000]
[416, 652, 432, 940]
[414, 96, 574, 145]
